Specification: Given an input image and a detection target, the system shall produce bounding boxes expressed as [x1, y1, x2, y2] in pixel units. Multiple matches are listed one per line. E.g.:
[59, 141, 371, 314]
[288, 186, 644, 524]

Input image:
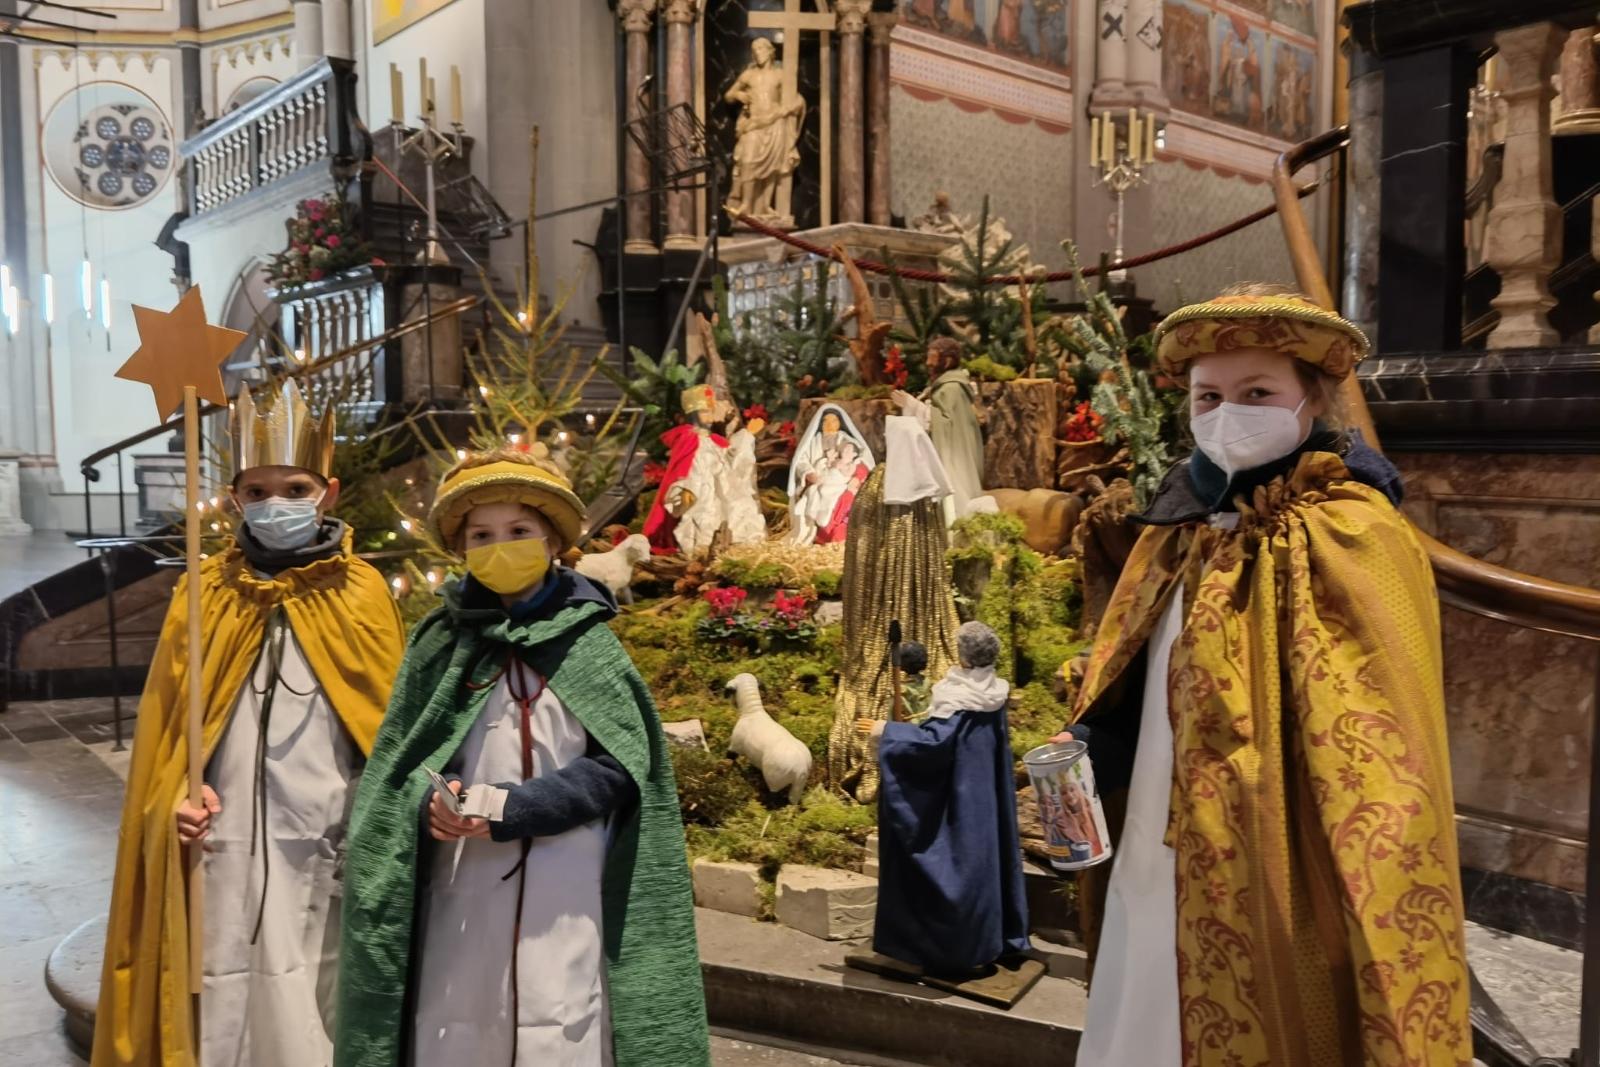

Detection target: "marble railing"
[182, 58, 361, 219]
[271, 267, 387, 411]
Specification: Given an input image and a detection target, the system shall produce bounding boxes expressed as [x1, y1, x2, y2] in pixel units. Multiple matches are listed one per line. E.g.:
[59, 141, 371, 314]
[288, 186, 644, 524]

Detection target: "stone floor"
[0, 696, 1586, 1066]
[0, 531, 88, 600]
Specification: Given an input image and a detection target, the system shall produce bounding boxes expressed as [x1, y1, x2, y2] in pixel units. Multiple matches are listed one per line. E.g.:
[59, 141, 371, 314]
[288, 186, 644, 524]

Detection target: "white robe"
[1076, 578, 1186, 1067]
[411, 661, 611, 1067]
[721, 428, 768, 546]
[202, 621, 361, 1067]
[673, 429, 729, 557]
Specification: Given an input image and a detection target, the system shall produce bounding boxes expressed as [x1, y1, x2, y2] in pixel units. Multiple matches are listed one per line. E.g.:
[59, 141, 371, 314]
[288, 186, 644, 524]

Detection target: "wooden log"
[978, 378, 1057, 491]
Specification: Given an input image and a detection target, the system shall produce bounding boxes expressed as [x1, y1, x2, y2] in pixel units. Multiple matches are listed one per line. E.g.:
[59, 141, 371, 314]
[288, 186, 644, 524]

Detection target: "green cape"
[334, 577, 709, 1067]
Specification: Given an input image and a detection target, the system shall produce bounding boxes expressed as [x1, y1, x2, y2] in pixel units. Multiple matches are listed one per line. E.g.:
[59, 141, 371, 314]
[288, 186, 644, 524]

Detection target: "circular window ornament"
[43, 84, 176, 210]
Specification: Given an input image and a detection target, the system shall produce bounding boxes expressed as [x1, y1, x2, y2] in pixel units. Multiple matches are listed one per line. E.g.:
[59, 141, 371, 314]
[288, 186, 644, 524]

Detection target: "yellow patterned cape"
[92, 530, 404, 1067]
[1072, 452, 1469, 1066]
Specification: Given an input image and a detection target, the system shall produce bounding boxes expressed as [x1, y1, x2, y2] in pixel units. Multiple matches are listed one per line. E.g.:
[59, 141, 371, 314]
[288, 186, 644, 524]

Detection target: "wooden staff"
[888, 619, 904, 723]
[184, 385, 204, 1001]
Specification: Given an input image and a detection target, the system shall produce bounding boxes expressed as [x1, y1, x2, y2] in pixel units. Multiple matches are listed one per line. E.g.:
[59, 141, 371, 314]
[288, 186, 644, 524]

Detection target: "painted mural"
[898, 0, 1070, 71]
[1159, 0, 1317, 140]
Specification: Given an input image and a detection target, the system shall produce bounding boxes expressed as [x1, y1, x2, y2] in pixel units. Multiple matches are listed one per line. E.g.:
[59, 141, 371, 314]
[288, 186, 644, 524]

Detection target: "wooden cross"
[745, 0, 835, 227]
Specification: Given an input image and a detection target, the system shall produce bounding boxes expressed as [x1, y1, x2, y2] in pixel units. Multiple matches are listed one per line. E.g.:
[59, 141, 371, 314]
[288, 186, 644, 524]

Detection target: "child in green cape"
[335, 448, 709, 1067]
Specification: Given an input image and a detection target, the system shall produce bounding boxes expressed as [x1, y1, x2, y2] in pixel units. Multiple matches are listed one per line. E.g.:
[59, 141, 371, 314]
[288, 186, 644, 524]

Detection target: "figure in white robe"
[787, 404, 876, 545]
[411, 658, 612, 1067]
[721, 425, 769, 546]
[203, 616, 362, 1067]
[670, 427, 731, 558]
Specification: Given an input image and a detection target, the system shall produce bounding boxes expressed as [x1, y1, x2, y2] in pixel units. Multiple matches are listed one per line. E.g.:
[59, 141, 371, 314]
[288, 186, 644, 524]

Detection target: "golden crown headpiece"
[230, 379, 336, 479]
[681, 385, 718, 416]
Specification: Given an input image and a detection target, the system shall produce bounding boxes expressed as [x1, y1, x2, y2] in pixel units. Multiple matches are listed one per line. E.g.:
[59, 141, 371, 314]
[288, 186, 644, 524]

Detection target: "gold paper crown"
[230, 379, 336, 479]
[681, 385, 718, 416]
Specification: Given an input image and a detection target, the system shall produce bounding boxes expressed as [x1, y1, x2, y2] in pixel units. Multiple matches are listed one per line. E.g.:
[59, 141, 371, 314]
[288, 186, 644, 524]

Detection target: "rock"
[813, 600, 845, 627]
[864, 832, 880, 878]
[987, 487, 1085, 555]
[662, 719, 709, 751]
[978, 379, 1058, 490]
[692, 859, 763, 917]
[775, 864, 878, 940]
[795, 396, 896, 462]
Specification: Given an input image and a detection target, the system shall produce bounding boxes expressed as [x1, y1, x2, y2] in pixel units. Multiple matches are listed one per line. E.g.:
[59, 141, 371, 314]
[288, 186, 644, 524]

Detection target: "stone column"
[1554, 24, 1600, 132]
[1483, 22, 1563, 349]
[662, 0, 698, 249]
[0, 452, 32, 537]
[292, 0, 323, 71]
[619, 0, 657, 253]
[866, 13, 895, 227]
[1093, 0, 1129, 106]
[1125, 0, 1167, 109]
[1342, 44, 1381, 344]
[321, 0, 352, 61]
[837, 0, 871, 224]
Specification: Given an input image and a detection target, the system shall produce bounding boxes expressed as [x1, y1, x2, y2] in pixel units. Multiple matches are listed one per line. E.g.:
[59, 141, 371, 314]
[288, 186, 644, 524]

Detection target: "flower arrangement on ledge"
[266, 195, 382, 288]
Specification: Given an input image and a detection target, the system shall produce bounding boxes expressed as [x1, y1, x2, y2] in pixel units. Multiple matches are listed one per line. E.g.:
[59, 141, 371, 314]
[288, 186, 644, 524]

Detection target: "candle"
[1101, 114, 1115, 165]
[1145, 115, 1156, 162]
[419, 57, 429, 116]
[450, 65, 462, 125]
[1129, 113, 1141, 163]
[426, 77, 437, 119]
[1090, 114, 1101, 167]
[389, 63, 403, 124]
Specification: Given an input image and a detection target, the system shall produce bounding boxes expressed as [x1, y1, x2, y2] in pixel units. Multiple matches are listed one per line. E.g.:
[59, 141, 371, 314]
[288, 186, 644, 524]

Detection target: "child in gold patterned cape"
[1060, 283, 1469, 1067]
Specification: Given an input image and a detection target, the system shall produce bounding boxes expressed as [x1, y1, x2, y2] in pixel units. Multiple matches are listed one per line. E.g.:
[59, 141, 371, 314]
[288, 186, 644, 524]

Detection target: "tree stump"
[978, 379, 1058, 490]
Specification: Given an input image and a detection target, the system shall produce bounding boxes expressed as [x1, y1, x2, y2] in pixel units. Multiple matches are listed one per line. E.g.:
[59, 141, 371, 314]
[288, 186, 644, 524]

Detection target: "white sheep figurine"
[725, 673, 812, 804]
[575, 533, 651, 604]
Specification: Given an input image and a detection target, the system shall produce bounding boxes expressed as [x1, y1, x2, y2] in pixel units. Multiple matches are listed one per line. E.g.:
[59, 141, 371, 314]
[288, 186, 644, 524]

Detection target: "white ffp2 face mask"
[1190, 398, 1308, 479]
[241, 495, 324, 551]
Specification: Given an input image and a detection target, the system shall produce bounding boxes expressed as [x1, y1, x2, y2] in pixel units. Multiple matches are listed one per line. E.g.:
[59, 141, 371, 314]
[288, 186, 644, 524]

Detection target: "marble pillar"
[866, 13, 895, 227]
[1093, 0, 1129, 106]
[1125, 0, 1167, 109]
[1553, 24, 1600, 133]
[619, 0, 657, 254]
[320, 0, 352, 61]
[292, 0, 323, 71]
[837, 0, 871, 225]
[1483, 22, 1563, 349]
[0, 452, 32, 537]
[662, 0, 698, 249]
[1343, 47, 1381, 345]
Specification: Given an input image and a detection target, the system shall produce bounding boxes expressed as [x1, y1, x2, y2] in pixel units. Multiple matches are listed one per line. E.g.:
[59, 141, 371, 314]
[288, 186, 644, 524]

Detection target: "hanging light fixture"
[41, 273, 54, 324]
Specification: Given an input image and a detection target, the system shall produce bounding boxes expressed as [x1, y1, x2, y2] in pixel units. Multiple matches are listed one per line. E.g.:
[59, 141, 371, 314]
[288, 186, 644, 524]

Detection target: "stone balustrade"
[270, 267, 387, 413]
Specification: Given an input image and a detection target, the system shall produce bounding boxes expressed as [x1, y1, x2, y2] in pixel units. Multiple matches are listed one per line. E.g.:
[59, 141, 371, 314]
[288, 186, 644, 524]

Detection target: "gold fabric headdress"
[429, 452, 587, 551]
[1154, 294, 1370, 380]
[680, 385, 718, 417]
[230, 379, 336, 479]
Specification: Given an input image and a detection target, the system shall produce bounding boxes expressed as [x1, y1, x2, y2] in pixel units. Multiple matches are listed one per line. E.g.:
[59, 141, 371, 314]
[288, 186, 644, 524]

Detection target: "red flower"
[776, 420, 796, 439]
[643, 461, 667, 487]
[1063, 401, 1105, 443]
[703, 586, 749, 618]
[304, 199, 326, 221]
[294, 242, 310, 255]
[370, 256, 387, 267]
[743, 403, 769, 422]
[308, 268, 325, 281]
[314, 227, 326, 239]
[326, 234, 343, 249]
[883, 347, 908, 389]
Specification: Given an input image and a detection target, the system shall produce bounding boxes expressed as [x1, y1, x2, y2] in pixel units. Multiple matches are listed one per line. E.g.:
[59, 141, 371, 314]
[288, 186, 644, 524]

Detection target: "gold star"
[115, 286, 246, 421]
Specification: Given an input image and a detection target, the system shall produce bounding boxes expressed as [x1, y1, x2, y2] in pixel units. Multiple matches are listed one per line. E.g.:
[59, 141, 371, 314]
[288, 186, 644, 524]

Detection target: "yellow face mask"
[465, 537, 551, 595]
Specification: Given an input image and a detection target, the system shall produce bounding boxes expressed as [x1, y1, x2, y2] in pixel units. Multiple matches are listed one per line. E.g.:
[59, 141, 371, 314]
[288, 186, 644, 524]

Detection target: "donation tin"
[1022, 740, 1113, 871]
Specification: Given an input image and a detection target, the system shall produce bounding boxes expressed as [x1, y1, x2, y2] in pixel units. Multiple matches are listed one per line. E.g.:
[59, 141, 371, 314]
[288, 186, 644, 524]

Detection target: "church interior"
[1, 0, 1599, 1064]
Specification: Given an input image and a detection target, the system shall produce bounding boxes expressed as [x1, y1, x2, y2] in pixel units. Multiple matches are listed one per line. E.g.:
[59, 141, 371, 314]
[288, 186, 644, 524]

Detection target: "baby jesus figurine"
[856, 622, 1030, 978]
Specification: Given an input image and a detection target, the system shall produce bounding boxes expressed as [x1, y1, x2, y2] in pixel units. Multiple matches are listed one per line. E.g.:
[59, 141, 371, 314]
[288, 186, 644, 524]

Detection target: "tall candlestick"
[390, 63, 403, 124]
[450, 65, 462, 125]
[419, 57, 429, 118]
[1090, 114, 1101, 167]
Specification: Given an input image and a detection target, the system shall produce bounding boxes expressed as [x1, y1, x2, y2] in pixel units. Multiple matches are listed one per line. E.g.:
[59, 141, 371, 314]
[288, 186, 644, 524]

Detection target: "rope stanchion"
[729, 180, 1320, 287]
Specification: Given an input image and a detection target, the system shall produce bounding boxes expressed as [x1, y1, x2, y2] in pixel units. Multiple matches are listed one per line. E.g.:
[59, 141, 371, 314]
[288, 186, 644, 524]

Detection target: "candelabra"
[389, 60, 464, 266]
[1088, 107, 1161, 284]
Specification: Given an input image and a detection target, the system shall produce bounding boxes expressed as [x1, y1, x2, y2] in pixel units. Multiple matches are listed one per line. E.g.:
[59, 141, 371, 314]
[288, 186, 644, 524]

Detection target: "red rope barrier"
[730, 180, 1319, 287]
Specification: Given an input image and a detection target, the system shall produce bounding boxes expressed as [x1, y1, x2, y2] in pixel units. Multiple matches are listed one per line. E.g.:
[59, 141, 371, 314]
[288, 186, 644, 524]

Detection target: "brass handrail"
[1271, 126, 1600, 642]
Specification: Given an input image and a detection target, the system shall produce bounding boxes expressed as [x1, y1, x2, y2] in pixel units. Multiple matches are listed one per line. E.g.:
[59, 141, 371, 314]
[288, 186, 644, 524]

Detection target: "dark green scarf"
[334, 577, 709, 1067]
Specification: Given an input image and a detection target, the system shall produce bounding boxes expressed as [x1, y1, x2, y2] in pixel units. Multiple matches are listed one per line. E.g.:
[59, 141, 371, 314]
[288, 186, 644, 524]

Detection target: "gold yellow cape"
[1073, 453, 1469, 1066]
[92, 531, 404, 1067]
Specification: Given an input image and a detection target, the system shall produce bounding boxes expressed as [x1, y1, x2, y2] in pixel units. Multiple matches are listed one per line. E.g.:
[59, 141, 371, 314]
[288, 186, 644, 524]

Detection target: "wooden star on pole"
[114, 286, 246, 421]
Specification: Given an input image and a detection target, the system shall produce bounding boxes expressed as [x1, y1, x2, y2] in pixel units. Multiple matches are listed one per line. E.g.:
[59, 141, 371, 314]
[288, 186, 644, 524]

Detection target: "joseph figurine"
[724, 37, 805, 223]
[895, 337, 984, 525]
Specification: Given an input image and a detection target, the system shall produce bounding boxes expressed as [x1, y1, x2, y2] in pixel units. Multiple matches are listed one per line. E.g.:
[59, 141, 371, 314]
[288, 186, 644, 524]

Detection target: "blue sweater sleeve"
[487, 736, 638, 842]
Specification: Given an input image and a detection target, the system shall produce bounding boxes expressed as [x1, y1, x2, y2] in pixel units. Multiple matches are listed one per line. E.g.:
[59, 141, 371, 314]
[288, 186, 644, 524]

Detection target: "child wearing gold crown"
[1061, 284, 1468, 1067]
[94, 381, 406, 1067]
[336, 447, 709, 1067]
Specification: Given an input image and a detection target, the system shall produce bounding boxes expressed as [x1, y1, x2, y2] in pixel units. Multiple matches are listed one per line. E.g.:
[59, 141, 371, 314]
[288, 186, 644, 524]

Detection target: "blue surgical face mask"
[241, 495, 324, 551]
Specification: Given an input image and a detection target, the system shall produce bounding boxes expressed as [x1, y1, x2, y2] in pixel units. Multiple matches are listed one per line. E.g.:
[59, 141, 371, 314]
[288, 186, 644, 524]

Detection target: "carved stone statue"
[910, 191, 967, 236]
[724, 37, 806, 225]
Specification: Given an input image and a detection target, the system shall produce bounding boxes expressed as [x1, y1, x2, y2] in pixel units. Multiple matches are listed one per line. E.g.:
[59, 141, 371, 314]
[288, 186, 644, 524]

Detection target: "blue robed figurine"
[862, 621, 1031, 976]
